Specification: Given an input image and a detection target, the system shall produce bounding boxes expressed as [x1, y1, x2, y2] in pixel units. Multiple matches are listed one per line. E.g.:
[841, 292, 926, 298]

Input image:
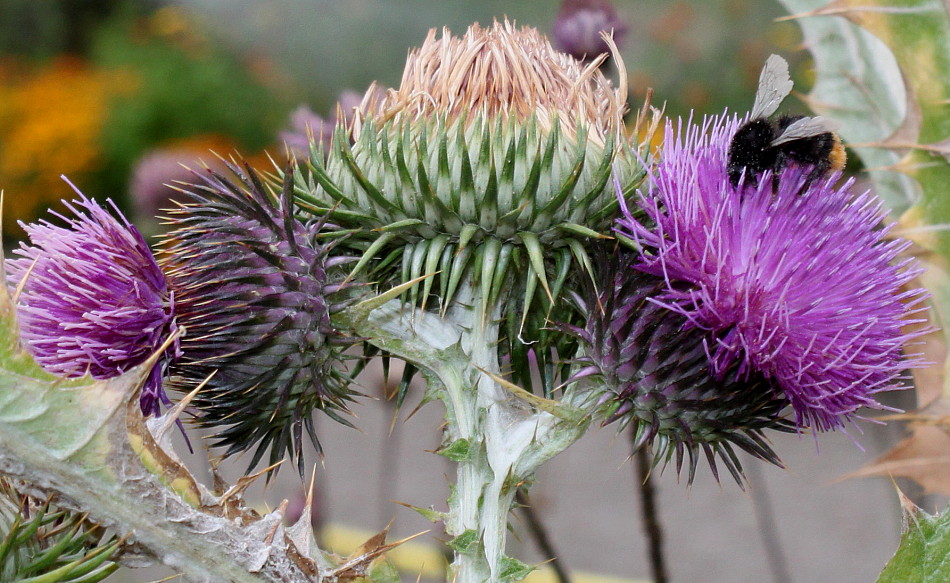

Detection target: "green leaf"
[396, 503, 448, 524]
[446, 529, 480, 555]
[437, 439, 474, 462]
[498, 556, 535, 582]
[366, 556, 402, 583]
[778, 0, 920, 212]
[877, 500, 950, 582]
[778, 0, 950, 239]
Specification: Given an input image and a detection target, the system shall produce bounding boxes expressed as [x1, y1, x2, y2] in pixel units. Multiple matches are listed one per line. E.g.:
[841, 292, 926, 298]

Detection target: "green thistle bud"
[295, 20, 646, 392]
[159, 161, 359, 474]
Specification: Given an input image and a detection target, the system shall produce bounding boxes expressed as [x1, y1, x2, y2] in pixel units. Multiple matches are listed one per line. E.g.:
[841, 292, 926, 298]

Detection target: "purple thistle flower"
[617, 114, 930, 432]
[129, 149, 227, 229]
[6, 180, 179, 416]
[159, 160, 358, 475]
[279, 86, 387, 159]
[560, 246, 793, 486]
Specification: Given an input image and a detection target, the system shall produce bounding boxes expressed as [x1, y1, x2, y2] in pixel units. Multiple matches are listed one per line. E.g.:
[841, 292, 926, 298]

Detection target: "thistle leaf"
[877, 496, 950, 583]
[0, 256, 321, 581]
[777, 0, 949, 216]
[437, 439, 475, 462]
[498, 556, 535, 583]
[447, 530, 480, 554]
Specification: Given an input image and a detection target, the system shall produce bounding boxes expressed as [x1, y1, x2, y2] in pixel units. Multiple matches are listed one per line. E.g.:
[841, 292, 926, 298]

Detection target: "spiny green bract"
[294, 114, 645, 394]
[0, 479, 119, 582]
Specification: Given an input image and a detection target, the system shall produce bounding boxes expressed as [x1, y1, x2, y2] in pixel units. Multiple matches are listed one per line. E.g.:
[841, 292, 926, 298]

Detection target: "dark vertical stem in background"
[515, 490, 572, 583]
[635, 448, 668, 583]
[745, 462, 793, 583]
[375, 409, 402, 527]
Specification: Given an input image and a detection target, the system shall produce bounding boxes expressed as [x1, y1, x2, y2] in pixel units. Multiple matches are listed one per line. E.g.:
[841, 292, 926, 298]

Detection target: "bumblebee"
[727, 54, 846, 188]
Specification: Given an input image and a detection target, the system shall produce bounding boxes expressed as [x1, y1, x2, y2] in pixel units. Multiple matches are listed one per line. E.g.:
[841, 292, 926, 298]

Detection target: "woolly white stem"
[342, 280, 594, 583]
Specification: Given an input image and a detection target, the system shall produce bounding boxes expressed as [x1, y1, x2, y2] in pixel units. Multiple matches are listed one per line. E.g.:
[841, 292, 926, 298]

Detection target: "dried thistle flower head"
[299, 20, 647, 394]
[362, 20, 626, 145]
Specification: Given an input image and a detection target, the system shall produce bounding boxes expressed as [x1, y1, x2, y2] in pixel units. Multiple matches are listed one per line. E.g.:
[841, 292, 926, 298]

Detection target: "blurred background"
[0, 1, 935, 582]
[0, 0, 807, 235]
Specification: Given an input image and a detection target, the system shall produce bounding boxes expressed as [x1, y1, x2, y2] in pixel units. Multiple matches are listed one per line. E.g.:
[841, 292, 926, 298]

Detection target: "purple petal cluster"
[6, 185, 178, 416]
[617, 114, 929, 432]
[129, 149, 226, 229]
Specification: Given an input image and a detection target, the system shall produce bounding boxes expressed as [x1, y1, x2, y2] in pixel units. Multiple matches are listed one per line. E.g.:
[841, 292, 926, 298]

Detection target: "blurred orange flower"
[0, 56, 136, 224]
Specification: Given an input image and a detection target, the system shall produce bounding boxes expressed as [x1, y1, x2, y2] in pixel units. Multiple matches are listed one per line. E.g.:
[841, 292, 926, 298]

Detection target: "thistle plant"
[0, 15, 939, 583]
[293, 21, 647, 580]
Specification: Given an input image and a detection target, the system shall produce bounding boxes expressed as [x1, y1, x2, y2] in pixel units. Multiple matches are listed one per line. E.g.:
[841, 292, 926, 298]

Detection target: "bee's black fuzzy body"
[727, 114, 842, 188]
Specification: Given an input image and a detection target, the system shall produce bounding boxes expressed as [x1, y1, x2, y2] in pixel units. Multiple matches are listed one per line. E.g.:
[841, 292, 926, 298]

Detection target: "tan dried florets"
[355, 20, 627, 145]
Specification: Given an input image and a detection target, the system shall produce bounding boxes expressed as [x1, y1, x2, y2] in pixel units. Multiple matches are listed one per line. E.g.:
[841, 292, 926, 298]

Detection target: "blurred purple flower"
[617, 114, 930, 432]
[280, 85, 388, 159]
[552, 0, 628, 62]
[7, 180, 179, 416]
[129, 149, 226, 228]
[279, 105, 332, 158]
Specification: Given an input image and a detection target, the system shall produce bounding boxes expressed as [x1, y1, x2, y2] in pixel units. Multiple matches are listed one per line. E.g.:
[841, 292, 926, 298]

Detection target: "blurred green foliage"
[0, 0, 139, 57]
[0, 2, 286, 227]
[89, 8, 286, 204]
[180, 0, 800, 118]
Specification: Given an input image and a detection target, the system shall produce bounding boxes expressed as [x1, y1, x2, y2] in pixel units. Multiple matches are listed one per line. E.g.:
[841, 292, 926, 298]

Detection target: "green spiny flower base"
[295, 115, 645, 393]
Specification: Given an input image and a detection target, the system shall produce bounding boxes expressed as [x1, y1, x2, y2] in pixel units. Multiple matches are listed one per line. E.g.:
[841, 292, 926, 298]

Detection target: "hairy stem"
[341, 280, 594, 583]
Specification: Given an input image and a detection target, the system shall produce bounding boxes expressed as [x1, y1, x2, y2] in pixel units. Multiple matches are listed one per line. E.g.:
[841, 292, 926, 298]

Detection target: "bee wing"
[770, 116, 839, 146]
[750, 54, 794, 119]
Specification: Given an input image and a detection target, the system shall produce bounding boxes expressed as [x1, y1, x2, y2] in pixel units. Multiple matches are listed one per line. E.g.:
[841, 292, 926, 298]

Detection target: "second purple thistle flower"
[6, 187, 179, 417]
[618, 114, 931, 433]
